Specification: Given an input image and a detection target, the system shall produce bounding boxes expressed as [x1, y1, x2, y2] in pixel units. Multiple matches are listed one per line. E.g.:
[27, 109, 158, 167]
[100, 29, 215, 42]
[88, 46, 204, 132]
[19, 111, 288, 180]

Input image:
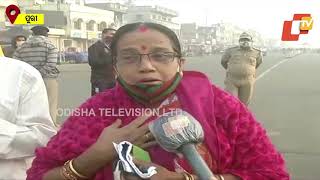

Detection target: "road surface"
[57, 52, 320, 180]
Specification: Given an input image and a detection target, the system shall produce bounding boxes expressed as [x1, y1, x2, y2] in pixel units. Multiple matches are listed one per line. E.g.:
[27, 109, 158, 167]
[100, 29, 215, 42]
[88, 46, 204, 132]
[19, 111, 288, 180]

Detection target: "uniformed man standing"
[221, 32, 263, 106]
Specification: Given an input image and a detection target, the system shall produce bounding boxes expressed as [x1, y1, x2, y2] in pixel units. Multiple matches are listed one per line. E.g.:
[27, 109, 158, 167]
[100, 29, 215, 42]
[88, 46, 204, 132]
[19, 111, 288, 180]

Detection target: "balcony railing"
[106, 3, 128, 13]
[154, 6, 178, 17]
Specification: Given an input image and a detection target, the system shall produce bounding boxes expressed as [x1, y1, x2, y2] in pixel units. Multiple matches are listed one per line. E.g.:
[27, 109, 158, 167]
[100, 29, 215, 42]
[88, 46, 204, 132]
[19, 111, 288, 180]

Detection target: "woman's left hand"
[132, 159, 185, 180]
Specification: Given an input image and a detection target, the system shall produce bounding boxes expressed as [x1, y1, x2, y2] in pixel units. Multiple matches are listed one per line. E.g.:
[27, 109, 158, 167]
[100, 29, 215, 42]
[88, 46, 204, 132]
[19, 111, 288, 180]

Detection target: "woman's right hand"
[94, 115, 157, 157]
[69, 115, 157, 179]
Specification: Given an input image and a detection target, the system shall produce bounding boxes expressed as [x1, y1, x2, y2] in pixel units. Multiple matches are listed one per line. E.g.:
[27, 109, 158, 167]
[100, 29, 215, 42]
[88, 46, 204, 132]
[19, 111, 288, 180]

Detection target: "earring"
[177, 66, 183, 76]
[113, 66, 119, 79]
[179, 70, 183, 76]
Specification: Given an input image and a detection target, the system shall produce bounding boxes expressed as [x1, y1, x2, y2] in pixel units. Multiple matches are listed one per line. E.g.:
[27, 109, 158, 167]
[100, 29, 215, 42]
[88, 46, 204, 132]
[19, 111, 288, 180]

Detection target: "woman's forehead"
[117, 29, 173, 51]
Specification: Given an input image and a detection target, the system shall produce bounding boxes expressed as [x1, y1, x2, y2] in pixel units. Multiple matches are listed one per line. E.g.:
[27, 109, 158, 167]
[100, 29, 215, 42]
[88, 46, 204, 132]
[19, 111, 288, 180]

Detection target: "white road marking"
[257, 57, 292, 138]
[256, 58, 293, 81]
[268, 131, 281, 136]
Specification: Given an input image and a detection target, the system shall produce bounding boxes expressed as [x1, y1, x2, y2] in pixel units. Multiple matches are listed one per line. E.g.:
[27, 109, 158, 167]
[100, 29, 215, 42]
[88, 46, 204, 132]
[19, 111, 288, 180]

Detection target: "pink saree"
[27, 71, 289, 180]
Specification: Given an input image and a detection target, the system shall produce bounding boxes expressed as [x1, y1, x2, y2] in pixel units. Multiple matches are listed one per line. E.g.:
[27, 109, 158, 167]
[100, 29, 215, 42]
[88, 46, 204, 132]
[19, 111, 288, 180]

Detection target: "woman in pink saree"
[27, 23, 289, 180]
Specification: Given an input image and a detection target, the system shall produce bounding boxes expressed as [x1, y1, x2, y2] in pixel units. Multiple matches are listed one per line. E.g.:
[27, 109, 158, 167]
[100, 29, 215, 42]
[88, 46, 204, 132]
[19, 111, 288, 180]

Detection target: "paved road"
[57, 52, 320, 180]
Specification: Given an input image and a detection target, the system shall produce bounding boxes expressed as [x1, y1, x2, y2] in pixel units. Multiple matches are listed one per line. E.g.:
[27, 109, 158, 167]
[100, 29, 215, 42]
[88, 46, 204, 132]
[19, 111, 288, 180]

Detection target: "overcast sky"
[134, 0, 320, 47]
[84, 0, 320, 47]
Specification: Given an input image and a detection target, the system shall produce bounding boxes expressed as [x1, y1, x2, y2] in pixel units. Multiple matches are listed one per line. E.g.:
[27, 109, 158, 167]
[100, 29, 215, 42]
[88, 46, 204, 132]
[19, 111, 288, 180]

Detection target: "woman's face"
[114, 28, 184, 85]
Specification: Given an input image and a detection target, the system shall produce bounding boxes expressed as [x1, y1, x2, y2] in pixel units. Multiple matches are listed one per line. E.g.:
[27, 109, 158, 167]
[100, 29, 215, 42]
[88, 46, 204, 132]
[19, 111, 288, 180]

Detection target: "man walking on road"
[221, 32, 263, 106]
[88, 28, 116, 96]
[13, 26, 60, 126]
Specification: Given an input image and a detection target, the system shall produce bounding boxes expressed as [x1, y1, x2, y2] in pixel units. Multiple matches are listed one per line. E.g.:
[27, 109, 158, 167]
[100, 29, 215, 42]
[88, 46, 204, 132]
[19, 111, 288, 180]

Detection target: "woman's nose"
[138, 55, 156, 72]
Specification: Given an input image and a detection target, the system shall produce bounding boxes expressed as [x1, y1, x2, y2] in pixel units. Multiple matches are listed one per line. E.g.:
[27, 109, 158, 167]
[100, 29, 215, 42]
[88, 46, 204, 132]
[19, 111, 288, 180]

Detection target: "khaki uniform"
[43, 78, 59, 126]
[221, 46, 262, 105]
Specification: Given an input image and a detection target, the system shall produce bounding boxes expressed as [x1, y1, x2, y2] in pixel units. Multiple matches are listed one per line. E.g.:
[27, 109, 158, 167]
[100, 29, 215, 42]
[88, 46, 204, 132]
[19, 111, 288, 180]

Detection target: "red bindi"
[138, 25, 149, 32]
[141, 45, 147, 50]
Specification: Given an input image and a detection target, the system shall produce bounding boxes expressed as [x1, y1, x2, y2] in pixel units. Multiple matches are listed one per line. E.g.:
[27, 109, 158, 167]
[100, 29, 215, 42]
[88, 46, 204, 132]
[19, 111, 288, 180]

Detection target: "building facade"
[5, 0, 115, 53]
[85, 1, 128, 28]
[68, 3, 114, 51]
[180, 23, 198, 44]
[124, 5, 180, 37]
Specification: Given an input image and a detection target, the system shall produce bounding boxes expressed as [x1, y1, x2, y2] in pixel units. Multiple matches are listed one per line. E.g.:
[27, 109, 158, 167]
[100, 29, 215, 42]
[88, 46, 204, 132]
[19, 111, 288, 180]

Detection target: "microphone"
[148, 109, 217, 180]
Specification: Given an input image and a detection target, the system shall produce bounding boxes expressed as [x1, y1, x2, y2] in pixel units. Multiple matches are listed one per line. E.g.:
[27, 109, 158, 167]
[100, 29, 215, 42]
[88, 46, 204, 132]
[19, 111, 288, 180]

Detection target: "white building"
[85, 1, 128, 28]
[180, 23, 198, 44]
[213, 23, 244, 48]
[68, 2, 114, 50]
[15, 0, 115, 51]
[124, 5, 180, 37]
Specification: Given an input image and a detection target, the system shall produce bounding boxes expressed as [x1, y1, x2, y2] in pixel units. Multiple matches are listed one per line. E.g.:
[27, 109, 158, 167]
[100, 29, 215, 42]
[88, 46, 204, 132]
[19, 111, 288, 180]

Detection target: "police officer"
[221, 32, 263, 106]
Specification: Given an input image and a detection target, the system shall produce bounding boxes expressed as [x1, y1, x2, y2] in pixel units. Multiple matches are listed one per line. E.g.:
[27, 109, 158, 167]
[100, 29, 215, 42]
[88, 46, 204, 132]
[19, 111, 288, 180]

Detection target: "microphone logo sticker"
[162, 115, 190, 137]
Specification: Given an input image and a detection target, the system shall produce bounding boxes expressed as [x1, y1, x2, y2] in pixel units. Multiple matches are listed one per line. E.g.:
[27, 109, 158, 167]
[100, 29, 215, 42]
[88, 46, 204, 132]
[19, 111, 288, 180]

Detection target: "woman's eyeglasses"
[115, 52, 179, 66]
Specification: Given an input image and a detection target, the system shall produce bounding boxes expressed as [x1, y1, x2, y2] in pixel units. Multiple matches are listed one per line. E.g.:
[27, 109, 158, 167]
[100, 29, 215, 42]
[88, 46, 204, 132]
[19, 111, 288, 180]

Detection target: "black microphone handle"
[179, 143, 217, 180]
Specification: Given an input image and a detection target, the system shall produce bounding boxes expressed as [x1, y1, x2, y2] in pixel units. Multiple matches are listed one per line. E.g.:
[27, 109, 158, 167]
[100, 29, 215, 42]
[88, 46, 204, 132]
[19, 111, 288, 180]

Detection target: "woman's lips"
[138, 78, 162, 84]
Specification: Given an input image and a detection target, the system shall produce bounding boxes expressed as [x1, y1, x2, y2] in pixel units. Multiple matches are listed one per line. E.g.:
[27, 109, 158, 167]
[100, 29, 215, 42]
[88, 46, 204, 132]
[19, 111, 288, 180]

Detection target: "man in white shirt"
[0, 57, 57, 179]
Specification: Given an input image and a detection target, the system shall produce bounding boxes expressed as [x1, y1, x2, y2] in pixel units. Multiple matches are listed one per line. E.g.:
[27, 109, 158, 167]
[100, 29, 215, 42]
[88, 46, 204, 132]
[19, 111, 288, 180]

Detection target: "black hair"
[11, 35, 27, 48]
[33, 29, 48, 36]
[110, 22, 182, 60]
[102, 28, 116, 34]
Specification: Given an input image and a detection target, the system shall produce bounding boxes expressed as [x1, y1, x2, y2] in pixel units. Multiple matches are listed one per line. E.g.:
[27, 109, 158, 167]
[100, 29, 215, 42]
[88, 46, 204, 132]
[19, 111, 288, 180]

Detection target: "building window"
[74, 19, 83, 30]
[64, 39, 72, 47]
[86, 20, 96, 31]
[152, 15, 156, 19]
[98, 22, 107, 31]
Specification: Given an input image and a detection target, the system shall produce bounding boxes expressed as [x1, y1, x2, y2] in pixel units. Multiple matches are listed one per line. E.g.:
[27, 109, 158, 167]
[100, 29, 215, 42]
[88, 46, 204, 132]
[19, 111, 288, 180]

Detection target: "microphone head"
[148, 109, 204, 152]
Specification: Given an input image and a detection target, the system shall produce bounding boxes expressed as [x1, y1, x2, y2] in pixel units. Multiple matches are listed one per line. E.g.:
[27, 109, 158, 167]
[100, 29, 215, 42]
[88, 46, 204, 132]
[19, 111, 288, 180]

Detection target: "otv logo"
[281, 14, 314, 41]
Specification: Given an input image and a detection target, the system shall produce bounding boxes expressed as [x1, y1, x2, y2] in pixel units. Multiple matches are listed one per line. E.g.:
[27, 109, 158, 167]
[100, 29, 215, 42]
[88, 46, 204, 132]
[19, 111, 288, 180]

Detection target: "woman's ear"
[177, 58, 185, 76]
[180, 58, 186, 66]
[178, 58, 186, 70]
